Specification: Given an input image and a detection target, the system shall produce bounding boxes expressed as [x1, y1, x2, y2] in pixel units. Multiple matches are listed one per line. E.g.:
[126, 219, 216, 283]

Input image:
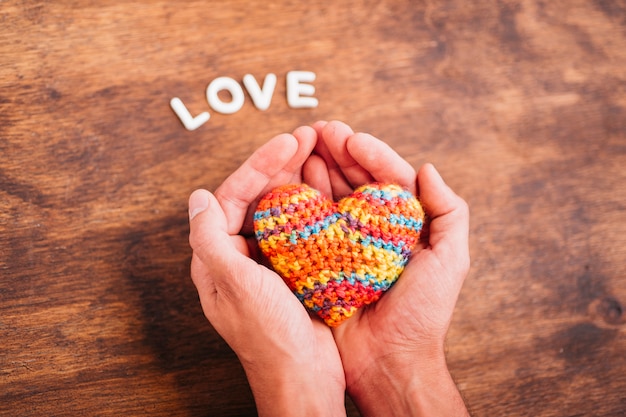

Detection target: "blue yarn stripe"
[255, 211, 342, 240]
[358, 187, 414, 201]
[256, 212, 415, 255]
[389, 214, 423, 232]
[359, 235, 412, 256]
[254, 208, 272, 221]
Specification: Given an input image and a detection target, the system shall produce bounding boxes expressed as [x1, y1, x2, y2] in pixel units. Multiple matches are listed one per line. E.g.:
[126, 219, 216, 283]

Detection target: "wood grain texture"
[1, 1, 625, 416]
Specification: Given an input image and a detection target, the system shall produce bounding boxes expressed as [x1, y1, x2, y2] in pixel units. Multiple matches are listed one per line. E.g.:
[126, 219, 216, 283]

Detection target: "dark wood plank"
[1, 1, 625, 416]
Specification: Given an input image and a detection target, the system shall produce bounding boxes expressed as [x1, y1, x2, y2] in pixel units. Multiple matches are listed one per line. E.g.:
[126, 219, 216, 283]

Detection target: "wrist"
[244, 362, 347, 417]
[347, 347, 469, 417]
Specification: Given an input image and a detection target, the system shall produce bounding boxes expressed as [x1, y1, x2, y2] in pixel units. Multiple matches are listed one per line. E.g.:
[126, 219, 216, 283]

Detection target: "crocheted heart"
[254, 183, 425, 327]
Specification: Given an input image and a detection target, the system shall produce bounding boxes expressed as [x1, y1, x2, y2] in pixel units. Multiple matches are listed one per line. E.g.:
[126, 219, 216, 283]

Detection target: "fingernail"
[189, 190, 209, 220]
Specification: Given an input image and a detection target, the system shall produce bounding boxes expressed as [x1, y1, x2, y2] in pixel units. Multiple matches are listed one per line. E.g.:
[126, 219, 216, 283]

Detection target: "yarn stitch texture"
[254, 183, 425, 327]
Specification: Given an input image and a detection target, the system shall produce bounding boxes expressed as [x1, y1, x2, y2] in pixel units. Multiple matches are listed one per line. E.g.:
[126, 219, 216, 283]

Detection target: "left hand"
[188, 126, 346, 417]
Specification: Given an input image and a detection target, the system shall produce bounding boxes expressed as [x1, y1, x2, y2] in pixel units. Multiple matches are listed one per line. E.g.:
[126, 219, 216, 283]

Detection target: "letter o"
[206, 77, 245, 114]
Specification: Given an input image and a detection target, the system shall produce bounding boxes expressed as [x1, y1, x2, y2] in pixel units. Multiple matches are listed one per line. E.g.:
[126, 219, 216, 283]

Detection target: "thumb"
[188, 189, 229, 258]
[189, 189, 250, 259]
[417, 164, 470, 275]
[189, 188, 212, 222]
[188, 189, 256, 302]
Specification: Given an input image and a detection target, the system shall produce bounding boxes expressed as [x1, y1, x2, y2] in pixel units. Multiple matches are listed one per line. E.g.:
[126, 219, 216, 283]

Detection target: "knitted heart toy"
[254, 183, 425, 327]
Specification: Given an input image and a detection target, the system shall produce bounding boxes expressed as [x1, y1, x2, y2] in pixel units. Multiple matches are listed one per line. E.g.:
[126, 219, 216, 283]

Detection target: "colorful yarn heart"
[253, 183, 425, 327]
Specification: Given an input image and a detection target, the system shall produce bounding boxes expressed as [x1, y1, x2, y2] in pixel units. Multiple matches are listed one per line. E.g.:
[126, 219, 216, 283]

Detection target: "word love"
[170, 70, 318, 131]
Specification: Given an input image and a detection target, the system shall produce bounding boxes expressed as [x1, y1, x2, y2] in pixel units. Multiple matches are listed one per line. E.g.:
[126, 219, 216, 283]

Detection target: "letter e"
[286, 71, 319, 108]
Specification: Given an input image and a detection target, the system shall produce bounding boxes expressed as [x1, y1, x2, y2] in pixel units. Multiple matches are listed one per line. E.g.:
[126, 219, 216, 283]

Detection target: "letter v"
[243, 73, 277, 111]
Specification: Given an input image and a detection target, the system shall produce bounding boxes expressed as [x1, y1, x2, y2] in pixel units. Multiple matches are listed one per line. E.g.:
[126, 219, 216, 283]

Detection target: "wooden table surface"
[2, 1, 625, 416]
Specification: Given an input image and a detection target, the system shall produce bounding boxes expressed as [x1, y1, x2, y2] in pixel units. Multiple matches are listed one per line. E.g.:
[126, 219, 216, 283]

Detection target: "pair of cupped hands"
[188, 121, 470, 416]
